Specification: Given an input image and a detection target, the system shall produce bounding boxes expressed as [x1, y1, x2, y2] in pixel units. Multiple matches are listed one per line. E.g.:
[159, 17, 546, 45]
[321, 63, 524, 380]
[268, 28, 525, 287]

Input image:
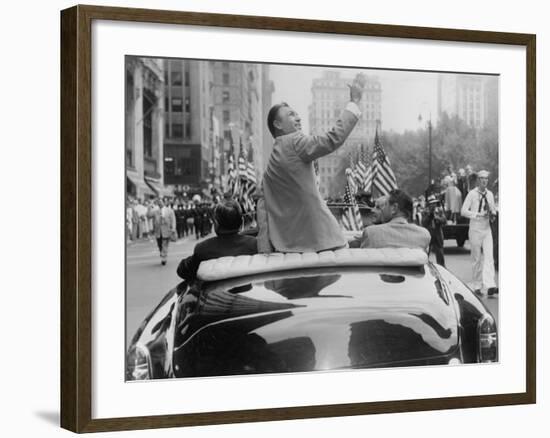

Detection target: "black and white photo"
[125, 57, 499, 380]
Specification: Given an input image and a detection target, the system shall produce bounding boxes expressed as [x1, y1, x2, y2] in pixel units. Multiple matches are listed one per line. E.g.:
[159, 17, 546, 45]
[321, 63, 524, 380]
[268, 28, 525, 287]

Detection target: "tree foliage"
[326, 112, 498, 198]
[382, 112, 498, 196]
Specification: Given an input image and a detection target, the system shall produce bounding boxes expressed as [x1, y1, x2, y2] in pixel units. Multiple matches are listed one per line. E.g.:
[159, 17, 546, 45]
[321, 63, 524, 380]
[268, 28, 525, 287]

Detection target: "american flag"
[355, 145, 368, 190]
[246, 147, 257, 187]
[244, 147, 257, 212]
[364, 127, 397, 196]
[237, 138, 247, 182]
[226, 138, 237, 195]
[234, 139, 257, 216]
[341, 168, 362, 231]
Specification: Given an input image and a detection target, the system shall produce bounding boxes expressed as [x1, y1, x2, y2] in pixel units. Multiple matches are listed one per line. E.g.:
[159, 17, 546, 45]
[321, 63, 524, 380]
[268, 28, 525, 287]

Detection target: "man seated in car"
[176, 200, 258, 281]
[353, 189, 431, 251]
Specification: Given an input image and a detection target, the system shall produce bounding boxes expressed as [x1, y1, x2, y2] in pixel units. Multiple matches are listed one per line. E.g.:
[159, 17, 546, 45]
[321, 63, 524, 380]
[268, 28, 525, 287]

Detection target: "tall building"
[437, 74, 498, 129]
[162, 59, 219, 197]
[261, 64, 275, 172]
[308, 70, 382, 198]
[210, 61, 267, 184]
[125, 57, 166, 200]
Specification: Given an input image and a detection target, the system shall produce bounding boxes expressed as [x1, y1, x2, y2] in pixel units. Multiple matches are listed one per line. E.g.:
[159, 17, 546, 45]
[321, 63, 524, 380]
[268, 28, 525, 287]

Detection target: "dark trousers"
[156, 237, 169, 261]
[430, 241, 445, 267]
[194, 220, 201, 239]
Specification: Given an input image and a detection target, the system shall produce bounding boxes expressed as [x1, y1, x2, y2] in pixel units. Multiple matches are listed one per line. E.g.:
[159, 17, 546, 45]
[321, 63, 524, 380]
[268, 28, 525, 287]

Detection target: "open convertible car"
[126, 248, 497, 380]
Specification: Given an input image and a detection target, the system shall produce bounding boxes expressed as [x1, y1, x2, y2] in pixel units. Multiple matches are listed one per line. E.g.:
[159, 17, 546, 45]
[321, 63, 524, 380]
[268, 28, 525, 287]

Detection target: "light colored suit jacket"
[259, 104, 360, 253]
[360, 217, 431, 251]
[151, 207, 176, 239]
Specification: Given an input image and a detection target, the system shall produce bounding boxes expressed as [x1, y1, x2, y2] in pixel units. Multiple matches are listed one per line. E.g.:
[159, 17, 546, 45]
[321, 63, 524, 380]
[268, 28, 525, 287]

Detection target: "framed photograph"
[60, 4, 536, 433]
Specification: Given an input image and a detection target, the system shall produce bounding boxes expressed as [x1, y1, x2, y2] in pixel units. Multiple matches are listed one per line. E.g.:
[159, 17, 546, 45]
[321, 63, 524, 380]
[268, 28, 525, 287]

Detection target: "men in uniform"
[461, 170, 498, 296]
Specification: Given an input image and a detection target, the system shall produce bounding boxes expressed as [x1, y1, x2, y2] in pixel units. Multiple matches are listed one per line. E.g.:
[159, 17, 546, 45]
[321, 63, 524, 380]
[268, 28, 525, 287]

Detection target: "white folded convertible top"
[197, 248, 428, 282]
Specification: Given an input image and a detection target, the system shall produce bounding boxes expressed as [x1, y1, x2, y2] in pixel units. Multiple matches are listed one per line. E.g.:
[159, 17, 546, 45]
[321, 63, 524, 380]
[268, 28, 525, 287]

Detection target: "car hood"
[172, 266, 460, 377]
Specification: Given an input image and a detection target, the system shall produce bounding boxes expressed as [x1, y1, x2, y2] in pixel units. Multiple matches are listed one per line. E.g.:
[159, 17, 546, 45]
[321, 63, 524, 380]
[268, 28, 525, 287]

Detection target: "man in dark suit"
[177, 200, 258, 281]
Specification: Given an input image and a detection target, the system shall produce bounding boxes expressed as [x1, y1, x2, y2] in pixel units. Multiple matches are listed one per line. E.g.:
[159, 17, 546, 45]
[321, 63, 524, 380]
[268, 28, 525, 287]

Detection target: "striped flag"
[364, 127, 397, 196]
[355, 145, 368, 190]
[244, 147, 257, 213]
[226, 137, 237, 195]
[341, 168, 362, 231]
[347, 151, 361, 191]
[246, 147, 257, 187]
[237, 138, 247, 182]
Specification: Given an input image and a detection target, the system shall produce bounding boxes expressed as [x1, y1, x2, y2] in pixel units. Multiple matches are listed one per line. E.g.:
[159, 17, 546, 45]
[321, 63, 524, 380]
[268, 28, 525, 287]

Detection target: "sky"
[270, 64, 441, 134]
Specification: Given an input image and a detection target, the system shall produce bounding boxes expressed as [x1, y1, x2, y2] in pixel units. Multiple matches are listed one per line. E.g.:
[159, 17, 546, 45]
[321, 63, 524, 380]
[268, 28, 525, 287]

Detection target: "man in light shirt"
[257, 74, 365, 253]
[461, 170, 498, 296]
[150, 198, 177, 266]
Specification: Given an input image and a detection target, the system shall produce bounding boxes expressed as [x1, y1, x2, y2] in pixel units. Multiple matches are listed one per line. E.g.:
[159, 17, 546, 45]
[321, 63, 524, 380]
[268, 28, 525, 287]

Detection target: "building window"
[223, 110, 230, 123]
[223, 72, 230, 85]
[185, 97, 190, 113]
[224, 130, 232, 141]
[165, 123, 169, 137]
[222, 62, 229, 69]
[172, 123, 183, 138]
[171, 71, 182, 86]
[171, 98, 182, 112]
[185, 123, 191, 138]
[184, 71, 190, 86]
[222, 91, 230, 102]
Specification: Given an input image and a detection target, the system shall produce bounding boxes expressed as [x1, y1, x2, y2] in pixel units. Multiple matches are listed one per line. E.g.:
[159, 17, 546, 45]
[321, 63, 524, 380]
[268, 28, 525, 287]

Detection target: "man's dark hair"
[214, 200, 243, 235]
[388, 189, 413, 220]
[267, 102, 289, 138]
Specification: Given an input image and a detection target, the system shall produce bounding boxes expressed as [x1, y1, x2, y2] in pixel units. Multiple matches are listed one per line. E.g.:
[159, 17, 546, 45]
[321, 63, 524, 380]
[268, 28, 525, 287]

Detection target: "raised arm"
[293, 103, 361, 162]
[293, 78, 364, 162]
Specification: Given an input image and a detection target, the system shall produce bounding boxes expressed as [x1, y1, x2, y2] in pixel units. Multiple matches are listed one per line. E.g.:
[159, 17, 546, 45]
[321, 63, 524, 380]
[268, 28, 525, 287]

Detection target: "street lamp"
[418, 112, 433, 188]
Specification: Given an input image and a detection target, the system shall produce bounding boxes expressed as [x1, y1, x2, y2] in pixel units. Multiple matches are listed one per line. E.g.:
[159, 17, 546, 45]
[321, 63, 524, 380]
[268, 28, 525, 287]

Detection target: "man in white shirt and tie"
[461, 170, 498, 296]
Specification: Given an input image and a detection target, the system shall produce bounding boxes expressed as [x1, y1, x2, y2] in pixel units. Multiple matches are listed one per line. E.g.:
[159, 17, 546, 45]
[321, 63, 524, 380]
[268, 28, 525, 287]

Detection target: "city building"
[125, 57, 166, 200]
[162, 59, 219, 198]
[308, 70, 382, 198]
[437, 74, 498, 129]
[210, 61, 267, 185]
[261, 64, 276, 172]
[132, 58, 273, 199]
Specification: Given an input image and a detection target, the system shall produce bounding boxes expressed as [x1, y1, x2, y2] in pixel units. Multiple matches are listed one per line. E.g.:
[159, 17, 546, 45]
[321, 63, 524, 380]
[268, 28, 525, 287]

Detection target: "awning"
[145, 177, 171, 197]
[126, 174, 154, 197]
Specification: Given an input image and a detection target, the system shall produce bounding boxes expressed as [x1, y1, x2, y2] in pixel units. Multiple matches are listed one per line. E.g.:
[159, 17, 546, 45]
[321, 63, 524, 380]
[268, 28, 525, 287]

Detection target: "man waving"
[257, 74, 364, 253]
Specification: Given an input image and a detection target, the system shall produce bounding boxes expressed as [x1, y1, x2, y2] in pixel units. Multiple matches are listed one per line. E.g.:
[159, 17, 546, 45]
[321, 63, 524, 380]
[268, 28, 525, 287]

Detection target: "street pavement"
[126, 236, 499, 347]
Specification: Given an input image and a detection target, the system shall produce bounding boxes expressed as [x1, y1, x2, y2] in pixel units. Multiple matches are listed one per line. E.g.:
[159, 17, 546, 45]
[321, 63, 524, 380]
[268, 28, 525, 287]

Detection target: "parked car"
[443, 218, 469, 247]
[126, 248, 497, 380]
